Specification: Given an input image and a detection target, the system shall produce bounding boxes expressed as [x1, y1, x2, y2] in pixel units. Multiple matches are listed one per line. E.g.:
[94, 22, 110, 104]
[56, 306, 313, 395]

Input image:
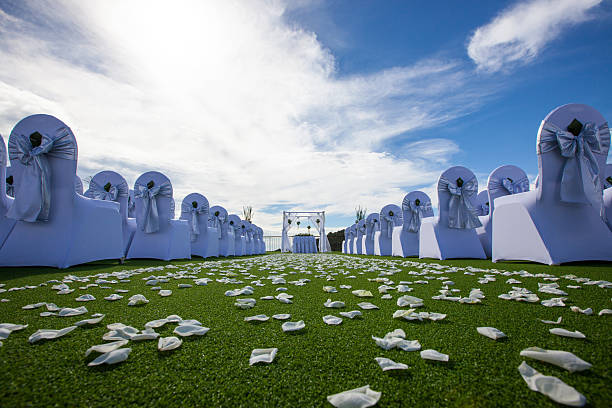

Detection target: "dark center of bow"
[192, 201, 198, 208]
[214, 211, 220, 216]
[104, 182, 112, 192]
[389, 211, 394, 216]
[147, 180, 155, 189]
[456, 177, 464, 187]
[6, 175, 13, 185]
[607, 176, 612, 185]
[567, 118, 583, 137]
[414, 198, 420, 206]
[29, 131, 43, 148]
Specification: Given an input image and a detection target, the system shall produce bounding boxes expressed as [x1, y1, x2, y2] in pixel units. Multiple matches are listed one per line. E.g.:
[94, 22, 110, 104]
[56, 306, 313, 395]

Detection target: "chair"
[353, 219, 366, 254]
[84, 170, 137, 257]
[392, 191, 434, 257]
[342, 227, 349, 253]
[361, 213, 379, 255]
[0, 136, 16, 248]
[74, 176, 84, 195]
[258, 226, 266, 253]
[419, 166, 486, 260]
[251, 225, 264, 254]
[228, 214, 244, 256]
[492, 103, 612, 264]
[126, 171, 190, 261]
[347, 223, 358, 254]
[0, 114, 123, 268]
[604, 164, 612, 230]
[374, 204, 402, 256]
[475, 165, 529, 258]
[210, 205, 233, 257]
[177, 193, 213, 258]
[243, 220, 255, 255]
[127, 189, 136, 218]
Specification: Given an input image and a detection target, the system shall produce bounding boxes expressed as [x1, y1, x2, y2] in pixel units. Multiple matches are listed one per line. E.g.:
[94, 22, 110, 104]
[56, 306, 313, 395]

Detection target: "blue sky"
[0, 0, 610, 233]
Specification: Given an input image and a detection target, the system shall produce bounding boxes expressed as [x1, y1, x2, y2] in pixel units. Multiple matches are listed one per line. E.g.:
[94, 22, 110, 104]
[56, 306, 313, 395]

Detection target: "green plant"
[355, 205, 366, 223]
[243, 206, 254, 222]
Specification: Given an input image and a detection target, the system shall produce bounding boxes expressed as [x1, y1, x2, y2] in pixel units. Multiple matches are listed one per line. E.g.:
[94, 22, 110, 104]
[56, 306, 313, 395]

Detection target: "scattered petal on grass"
[541, 317, 562, 324]
[127, 294, 149, 306]
[29, 326, 77, 343]
[569, 307, 592, 315]
[477, 327, 506, 340]
[131, 328, 160, 341]
[327, 385, 381, 408]
[599, 309, 612, 316]
[339, 311, 362, 319]
[357, 302, 379, 310]
[173, 325, 210, 336]
[375, 357, 408, 371]
[397, 296, 423, 308]
[519, 347, 591, 372]
[249, 348, 277, 365]
[178, 284, 192, 288]
[105, 294, 123, 301]
[541, 298, 566, 307]
[282, 321, 305, 332]
[323, 315, 343, 325]
[159, 290, 172, 297]
[235, 298, 256, 309]
[85, 340, 129, 357]
[324, 299, 345, 308]
[420, 349, 449, 362]
[22, 302, 47, 310]
[75, 294, 96, 302]
[550, 328, 586, 339]
[0, 323, 28, 332]
[245, 314, 270, 322]
[323, 286, 337, 293]
[75, 315, 105, 326]
[59, 306, 88, 317]
[518, 361, 586, 407]
[352, 290, 373, 298]
[158, 336, 182, 351]
[272, 314, 291, 320]
[88, 348, 131, 366]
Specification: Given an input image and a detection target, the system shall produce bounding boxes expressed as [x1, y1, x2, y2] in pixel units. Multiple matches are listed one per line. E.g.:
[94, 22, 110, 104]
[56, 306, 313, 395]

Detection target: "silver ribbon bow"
[366, 218, 378, 240]
[540, 122, 606, 216]
[6, 184, 14, 198]
[134, 180, 173, 233]
[439, 176, 482, 229]
[7, 127, 76, 222]
[402, 199, 432, 233]
[86, 179, 128, 202]
[211, 213, 226, 239]
[181, 202, 208, 242]
[479, 203, 489, 216]
[380, 213, 400, 238]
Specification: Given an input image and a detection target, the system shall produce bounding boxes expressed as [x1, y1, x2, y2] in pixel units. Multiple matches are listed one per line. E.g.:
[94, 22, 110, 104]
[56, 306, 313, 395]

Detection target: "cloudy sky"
[0, 0, 610, 234]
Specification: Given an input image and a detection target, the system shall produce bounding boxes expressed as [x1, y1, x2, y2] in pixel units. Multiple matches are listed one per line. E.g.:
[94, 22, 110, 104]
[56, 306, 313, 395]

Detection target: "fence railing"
[263, 235, 321, 252]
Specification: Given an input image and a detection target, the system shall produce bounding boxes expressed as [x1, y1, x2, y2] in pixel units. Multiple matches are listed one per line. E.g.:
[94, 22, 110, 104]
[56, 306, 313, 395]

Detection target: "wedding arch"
[281, 211, 331, 253]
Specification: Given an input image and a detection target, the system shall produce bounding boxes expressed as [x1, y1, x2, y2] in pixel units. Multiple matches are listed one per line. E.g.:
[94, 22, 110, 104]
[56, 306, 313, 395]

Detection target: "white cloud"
[0, 0, 488, 233]
[467, 0, 602, 72]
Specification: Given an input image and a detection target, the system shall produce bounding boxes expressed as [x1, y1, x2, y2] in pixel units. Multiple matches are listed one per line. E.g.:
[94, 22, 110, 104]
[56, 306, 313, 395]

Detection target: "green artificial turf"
[0, 253, 610, 407]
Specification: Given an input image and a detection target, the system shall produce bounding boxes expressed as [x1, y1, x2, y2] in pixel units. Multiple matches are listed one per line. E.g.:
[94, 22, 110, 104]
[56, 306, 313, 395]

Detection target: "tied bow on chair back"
[380, 208, 401, 239]
[181, 201, 208, 242]
[7, 127, 76, 222]
[87, 179, 128, 202]
[134, 180, 173, 233]
[5, 176, 14, 197]
[402, 197, 432, 233]
[210, 211, 226, 239]
[366, 217, 378, 240]
[439, 176, 482, 229]
[540, 121, 608, 217]
[479, 202, 489, 216]
[488, 176, 529, 199]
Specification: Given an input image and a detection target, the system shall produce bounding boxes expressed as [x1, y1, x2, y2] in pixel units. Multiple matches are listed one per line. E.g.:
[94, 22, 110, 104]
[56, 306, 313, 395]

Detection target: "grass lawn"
[0, 253, 610, 407]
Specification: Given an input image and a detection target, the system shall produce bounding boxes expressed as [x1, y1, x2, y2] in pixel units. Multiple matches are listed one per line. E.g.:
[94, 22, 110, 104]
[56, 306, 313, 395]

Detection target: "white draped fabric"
[281, 211, 330, 253]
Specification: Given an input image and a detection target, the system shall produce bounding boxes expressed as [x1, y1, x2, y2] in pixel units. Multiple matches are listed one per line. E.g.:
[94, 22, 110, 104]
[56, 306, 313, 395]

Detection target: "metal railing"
[263, 235, 320, 252]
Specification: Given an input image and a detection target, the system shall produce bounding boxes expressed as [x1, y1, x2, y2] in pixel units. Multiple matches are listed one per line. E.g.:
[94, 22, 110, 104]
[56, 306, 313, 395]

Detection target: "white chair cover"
[362, 213, 379, 255]
[176, 193, 212, 258]
[392, 191, 434, 257]
[127, 189, 136, 218]
[604, 164, 612, 231]
[228, 214, 244, 256]
[126, 171, 190, 261]
[0, 136, 16, 249]
[475, 165, 529, 258]
[347, 224, 357, 254]
[374, 204, 402, 256]
[252, 225, 265, 254]
[419, 166, 486, 260]
[353, 219, 366, 254]
[243, 220, 255, 255]
[492, 103, 612, 264]
[342, 227, 349, 253]
[0, 114, 123, 268]
[475, 191, 489, 216]
[84, 170, 136, 257]
[74, 176, 84, 195]
[210, 205, 233, 257]
[258, 226, 266, 253]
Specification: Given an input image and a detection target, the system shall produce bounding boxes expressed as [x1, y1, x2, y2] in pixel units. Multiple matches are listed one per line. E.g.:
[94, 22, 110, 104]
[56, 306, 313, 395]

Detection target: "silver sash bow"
[438, 176, 482, 229]
[210, 214, 226, 239]
[539, 122, 607, 216]
[7, 127, 76, 222]
[380, 214, 400, 238]
[402, 199, 432, 233]
[366, 218, 378, 240]
[479, 203, 489, 216]
[86, 179, 128, 201]
[489, 176, 530, 195]
[6, 184, 14, 198]
[134, 180, 172, 233]
[181, 202, 208, 242]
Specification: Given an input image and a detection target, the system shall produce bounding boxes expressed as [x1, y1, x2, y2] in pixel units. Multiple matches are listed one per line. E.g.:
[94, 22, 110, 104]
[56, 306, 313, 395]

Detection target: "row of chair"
[342, 103, 612, 265]
[0, 114, 265, 268]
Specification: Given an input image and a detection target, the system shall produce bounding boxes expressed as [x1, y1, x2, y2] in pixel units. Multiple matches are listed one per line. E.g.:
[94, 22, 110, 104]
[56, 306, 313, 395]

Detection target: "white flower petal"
[272, 314, 291, 320]
[351, 290, 373, 298]
[75, 314, 105, 326]
[88, 348, 131, 366]
[281, 320, 305, 332]
[375, 357, 408, 371]
[550, 328, 586, 339]
[569, 306, 592, 315]
[518, 361, 586, 406]
[127, 294, 149, 306]
[158, 336, 182, 351]
[339, 311, 362, 319]
[159, 290, 172, 297]
[420, 349, 449, 362]
[85, 340, 129, 356]
[357, 302, 378, 310]
[58, 306, 88, 317]
[173, 325, 210, 336]
[519, 347, 591, 372]
[131, 328, 160, 341]
[104, 294, 123, 301]
[249, 348, 277, 365]
[327, 385, 381, 408]
[540, 317, 562, 324]
[28, 326, 77, 343]
[75, 294, 96, 302]
[323, 315, 343, 325]
[324, 299, 345, 309]
[477, 327, 506, 340]
[244, 314, 269, 322]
